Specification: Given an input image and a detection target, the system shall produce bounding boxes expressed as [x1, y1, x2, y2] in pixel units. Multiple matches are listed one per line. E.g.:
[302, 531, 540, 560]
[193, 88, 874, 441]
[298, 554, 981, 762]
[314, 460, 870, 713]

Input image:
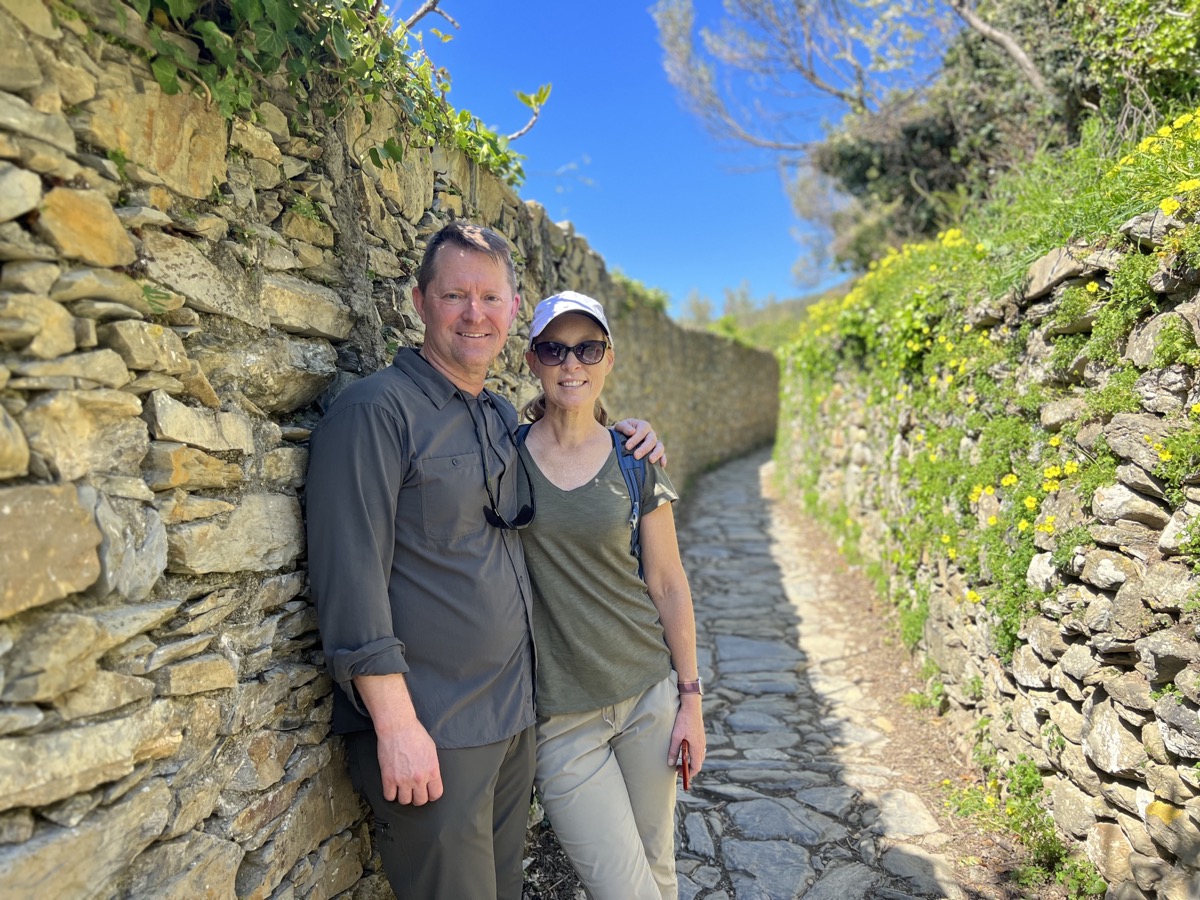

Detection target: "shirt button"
[452, 458, 460, 466]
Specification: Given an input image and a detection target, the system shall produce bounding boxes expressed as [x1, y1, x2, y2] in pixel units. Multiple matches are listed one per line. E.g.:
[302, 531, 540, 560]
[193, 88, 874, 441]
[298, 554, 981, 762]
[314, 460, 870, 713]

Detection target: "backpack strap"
[514, 423, 531, 444]
[610, 428, 647, 580]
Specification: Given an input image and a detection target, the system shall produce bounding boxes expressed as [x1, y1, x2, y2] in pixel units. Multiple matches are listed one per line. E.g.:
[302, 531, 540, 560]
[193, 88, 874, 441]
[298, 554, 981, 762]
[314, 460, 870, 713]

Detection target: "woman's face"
[526, 312, 614, 416]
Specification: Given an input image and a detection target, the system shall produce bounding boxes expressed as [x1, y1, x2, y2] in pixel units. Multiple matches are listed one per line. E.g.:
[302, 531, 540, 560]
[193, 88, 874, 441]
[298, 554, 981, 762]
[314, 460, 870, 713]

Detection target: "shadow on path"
[672, 449, 973, 900]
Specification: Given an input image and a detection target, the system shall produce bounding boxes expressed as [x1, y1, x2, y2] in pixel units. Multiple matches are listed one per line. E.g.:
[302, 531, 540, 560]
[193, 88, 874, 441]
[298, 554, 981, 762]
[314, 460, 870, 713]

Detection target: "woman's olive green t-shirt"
[517, 439, 678, 714]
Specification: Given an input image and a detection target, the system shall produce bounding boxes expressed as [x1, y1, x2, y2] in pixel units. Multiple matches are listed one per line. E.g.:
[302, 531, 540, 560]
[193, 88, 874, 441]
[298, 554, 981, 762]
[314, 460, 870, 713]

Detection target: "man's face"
[412, 246, 520, 392]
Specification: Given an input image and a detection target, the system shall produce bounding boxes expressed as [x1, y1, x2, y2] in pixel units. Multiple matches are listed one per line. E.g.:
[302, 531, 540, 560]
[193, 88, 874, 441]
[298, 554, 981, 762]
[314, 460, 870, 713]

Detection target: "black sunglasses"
[464, 395, 534, 530]
[532, 340, 609, 366]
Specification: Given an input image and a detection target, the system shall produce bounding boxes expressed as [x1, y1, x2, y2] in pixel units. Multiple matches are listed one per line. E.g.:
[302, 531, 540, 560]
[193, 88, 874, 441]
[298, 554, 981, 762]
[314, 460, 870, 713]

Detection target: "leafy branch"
[68, 0, 538, 184]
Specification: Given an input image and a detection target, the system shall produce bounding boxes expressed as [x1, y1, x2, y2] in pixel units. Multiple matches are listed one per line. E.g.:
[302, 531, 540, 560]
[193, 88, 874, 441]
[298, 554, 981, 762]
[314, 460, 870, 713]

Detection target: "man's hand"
[614, 418, 667, 466]
[377, 719, 444, 805]
[354, 672, 443, 805]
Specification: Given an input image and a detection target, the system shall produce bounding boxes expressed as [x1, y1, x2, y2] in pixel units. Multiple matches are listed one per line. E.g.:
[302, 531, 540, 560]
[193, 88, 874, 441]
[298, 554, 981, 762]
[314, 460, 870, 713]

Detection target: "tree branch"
[404, 0, 459, 31]
[946, 0, 1051, 99]
[506, 109, 540, 142]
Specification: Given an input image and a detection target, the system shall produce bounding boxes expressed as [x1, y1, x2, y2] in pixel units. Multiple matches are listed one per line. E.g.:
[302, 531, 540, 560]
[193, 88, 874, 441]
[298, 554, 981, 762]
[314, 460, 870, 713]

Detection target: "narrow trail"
[672, 449, 976, 900]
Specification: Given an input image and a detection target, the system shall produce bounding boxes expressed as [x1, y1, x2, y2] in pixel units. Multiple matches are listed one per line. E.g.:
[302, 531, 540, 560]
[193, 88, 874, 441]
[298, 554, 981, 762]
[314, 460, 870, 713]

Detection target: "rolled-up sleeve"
[306, 400, 411, 713]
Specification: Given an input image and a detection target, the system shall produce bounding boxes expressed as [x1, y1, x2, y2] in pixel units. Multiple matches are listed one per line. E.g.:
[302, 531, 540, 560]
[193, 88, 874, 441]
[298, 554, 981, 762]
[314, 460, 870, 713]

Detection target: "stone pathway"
[674, 450, 965, 900]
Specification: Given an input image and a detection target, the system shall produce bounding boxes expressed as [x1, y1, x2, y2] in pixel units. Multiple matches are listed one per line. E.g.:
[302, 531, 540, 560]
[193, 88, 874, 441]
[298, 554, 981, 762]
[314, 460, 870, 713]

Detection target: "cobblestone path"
[674, 450, 966, 900]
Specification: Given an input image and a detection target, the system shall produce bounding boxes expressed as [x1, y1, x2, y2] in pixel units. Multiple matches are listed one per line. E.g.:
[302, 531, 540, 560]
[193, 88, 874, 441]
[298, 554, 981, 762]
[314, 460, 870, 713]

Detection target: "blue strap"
[610, 429, 646, 580]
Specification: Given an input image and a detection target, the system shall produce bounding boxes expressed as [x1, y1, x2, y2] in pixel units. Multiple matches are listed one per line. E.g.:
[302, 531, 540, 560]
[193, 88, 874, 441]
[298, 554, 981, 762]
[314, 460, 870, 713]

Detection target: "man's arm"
[613, 418, 667, 466]
[307, 401, 442, 802]
[354, 673, 443, 805]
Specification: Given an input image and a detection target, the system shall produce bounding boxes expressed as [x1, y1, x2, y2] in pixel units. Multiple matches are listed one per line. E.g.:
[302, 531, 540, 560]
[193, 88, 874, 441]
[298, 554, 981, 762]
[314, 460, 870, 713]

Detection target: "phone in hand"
[679, 739, 691, 791]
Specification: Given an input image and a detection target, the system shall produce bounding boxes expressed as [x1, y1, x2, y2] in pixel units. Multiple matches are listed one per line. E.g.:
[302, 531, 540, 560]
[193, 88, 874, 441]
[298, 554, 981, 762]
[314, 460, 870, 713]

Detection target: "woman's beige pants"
[534, 675, 679, 900]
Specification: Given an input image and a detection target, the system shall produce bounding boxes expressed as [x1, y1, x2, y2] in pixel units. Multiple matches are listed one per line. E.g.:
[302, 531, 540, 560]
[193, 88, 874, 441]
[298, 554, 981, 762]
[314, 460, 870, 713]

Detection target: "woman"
[517, 291, 705, 900]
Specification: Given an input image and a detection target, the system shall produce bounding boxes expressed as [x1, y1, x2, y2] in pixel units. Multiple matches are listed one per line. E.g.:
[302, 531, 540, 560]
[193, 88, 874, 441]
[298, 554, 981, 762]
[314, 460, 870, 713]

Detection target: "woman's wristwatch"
[677, 678, 703, 695]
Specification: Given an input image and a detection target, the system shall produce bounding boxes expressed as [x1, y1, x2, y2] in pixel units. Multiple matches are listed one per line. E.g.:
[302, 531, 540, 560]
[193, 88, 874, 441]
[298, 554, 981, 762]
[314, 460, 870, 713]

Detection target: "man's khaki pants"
[534, 675, 679, 900]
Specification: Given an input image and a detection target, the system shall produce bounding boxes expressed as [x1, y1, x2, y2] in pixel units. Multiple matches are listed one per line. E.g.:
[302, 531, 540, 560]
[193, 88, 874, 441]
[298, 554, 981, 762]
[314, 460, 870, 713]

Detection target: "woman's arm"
[641, 503, 705, 781]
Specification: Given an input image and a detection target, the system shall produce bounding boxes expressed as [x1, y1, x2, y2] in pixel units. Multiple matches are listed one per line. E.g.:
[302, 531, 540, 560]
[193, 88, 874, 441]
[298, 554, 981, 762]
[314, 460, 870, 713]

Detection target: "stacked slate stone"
[787, 209, 1200, 898]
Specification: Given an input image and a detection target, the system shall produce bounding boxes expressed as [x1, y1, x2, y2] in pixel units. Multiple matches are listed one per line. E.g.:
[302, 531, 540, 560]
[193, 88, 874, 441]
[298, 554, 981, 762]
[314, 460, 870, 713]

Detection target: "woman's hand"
[669, 695, 705, 786]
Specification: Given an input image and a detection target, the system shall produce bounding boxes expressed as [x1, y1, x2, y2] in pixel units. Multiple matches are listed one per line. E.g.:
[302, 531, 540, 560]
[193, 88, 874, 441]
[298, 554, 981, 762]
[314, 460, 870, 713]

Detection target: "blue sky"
[404, 2, 847, 319]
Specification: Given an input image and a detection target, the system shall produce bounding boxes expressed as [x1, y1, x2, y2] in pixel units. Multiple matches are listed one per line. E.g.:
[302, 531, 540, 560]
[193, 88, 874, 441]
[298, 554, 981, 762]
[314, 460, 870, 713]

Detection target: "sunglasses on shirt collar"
[462, 393, 534, 530]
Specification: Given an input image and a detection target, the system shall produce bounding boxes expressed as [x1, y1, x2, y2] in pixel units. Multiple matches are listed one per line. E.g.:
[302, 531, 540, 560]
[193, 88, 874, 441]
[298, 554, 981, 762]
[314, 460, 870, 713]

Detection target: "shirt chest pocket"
[418, 453, 487, 542]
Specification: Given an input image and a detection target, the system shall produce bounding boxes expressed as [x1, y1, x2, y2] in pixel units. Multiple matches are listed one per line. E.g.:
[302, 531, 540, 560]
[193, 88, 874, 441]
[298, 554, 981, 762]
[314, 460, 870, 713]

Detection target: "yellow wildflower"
[940, 534, 951, 544]
[1001, 473, 1018, 487]
[987, 515, 998, 527]
[1018, 519, 1030, 532]
[1160, 448, 1173, 462]
[963, 323, 973, 333]
[1161, 197, 1182, 216]
[1174, 113, 1194, 129]
[1158, 125, 1173, 137]
[947, 547, 957, 560]
[1042, 479, 1060, 492]
[1024, 496, 1038, 510]
[1177, 178, 1200, 193]
[1086, 281, 1099, 293]
[1044, 465, 1062, 479]
[966, 589, 981, 603]
[966, 393, 976, 404]
[1049, 435, 1061, 447]
[1063, 460, 1079, 475]
[984, 486, 995, 495]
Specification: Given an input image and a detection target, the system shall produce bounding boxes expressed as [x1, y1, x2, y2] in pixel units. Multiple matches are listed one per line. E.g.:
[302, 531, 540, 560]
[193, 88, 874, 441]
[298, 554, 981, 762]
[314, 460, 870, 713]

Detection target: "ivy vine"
[69, 0, 538, 184]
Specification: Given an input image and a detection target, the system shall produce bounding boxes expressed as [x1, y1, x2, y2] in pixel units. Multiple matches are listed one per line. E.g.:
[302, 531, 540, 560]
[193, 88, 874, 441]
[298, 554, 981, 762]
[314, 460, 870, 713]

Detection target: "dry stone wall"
[779, 217, 1200, 897]
[0, 3, 778, 897]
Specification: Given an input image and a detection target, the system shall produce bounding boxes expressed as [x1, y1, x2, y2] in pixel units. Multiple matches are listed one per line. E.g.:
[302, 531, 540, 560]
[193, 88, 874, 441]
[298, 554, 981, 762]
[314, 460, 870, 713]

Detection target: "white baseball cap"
[528, 291, 613, 347]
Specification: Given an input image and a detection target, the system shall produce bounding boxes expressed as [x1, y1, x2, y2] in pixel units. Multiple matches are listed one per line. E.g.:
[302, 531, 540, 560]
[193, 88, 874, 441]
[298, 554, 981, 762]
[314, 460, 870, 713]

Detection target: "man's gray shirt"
[306, 349, 535, 748]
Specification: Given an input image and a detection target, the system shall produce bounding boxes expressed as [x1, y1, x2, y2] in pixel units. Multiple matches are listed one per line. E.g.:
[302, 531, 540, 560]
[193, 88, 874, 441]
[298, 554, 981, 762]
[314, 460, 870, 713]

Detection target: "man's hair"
[416, 222, 517, 294]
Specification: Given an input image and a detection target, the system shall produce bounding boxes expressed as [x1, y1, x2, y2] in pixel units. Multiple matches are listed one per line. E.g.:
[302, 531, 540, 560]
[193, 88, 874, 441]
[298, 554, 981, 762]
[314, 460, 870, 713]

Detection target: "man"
[306, 222, 662, 899]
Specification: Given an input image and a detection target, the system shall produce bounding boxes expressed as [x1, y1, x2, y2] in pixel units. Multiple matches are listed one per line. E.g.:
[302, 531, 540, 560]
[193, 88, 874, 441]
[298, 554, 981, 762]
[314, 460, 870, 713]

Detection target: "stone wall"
[778, 220, 1200, 897]
[0, 3, 778, 897]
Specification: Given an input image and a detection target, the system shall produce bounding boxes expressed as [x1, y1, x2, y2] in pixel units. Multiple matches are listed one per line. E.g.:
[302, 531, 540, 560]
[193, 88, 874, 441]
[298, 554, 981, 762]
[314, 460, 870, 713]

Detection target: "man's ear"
[412, 285, 428, 325]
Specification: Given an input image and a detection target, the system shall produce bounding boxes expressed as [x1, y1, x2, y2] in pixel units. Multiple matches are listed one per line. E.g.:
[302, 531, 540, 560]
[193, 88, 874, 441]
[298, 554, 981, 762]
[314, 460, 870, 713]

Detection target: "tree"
[683, 289, 714, 326]
[652, 0, 1051, 155]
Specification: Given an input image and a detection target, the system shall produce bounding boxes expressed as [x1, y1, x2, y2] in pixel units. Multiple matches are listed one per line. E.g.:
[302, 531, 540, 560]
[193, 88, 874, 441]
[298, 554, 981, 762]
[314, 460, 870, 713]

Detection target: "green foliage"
[610, 270, 669, 315]
[898, 586, 929, 651]
[1071, 0, 1200, 122]
[776, 101, 1200, 676]
[141, 283, 173, 314]
[1083, 252, 1160, 363]
[1155, 421, 1200, 507]
[289, 195, 321, 222]
[76, 0, 532, 183]
[1051, 526, 1093, 571]
[943, 754, 1103, 895]
[1152, 315, 1200, 368]
[1085, 366, 1142, 418]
